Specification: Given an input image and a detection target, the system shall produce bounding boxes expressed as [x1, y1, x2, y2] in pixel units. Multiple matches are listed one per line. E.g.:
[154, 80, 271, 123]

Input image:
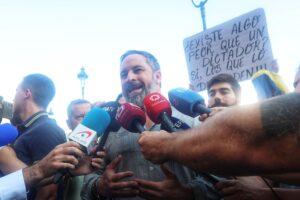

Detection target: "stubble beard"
[124, 81, 158, 108]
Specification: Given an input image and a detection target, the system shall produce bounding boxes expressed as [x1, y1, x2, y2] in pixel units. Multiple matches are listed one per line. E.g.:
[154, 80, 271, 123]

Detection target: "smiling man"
[82, 50, 220, 200]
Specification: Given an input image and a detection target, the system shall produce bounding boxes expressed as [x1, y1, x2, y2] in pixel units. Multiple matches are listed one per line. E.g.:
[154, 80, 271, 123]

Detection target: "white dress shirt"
[0, 169, 27, 200]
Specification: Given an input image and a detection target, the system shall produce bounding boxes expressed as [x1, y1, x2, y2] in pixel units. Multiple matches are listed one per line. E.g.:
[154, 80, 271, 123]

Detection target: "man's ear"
[154, 70, 162, 87]
[23, 89, 32, 99]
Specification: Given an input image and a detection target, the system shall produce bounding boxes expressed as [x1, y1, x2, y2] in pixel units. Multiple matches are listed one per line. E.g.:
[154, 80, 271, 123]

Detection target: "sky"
[0, 0, 299, 131]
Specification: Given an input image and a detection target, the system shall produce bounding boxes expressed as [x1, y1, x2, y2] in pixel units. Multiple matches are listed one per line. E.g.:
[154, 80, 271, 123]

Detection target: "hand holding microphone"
[54, 107, 111, 183]
[142, 91, 219, 184]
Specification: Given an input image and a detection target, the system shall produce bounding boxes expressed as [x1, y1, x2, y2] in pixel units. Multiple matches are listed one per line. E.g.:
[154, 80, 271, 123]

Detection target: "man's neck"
[21, 102, 44, 122]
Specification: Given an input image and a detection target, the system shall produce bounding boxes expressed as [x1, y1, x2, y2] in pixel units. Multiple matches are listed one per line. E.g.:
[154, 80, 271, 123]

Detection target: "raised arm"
[139, 93, 300, 175]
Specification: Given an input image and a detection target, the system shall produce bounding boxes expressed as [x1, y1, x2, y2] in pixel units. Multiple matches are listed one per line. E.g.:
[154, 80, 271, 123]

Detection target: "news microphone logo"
[149, 94, 160, 102]
[68, 123, 97, 153]
[77, 130, 93, 139]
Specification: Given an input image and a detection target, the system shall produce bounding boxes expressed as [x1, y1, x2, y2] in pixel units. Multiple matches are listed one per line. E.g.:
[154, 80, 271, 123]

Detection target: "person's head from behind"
[66, 99, 91, 131]
[294, 66, 300, 93]
[207, 73, 241, 108]
[12, 73, 55, 123]
[120, 50, 161, 107]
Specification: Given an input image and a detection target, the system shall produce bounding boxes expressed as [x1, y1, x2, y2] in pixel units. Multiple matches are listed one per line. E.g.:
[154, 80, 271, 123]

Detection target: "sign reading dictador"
[184, 8, 274, 91]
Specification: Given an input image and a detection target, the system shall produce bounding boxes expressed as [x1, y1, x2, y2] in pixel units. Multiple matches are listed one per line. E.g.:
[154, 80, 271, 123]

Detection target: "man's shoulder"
[33, 117, 65, 135]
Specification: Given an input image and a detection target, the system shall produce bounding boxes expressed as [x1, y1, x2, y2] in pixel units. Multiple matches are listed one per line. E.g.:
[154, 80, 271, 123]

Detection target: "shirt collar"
[18, 111, 48, 130]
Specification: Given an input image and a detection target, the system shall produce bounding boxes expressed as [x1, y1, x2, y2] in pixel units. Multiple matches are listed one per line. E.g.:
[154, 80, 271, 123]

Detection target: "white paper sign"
[184, 8, 274, 91]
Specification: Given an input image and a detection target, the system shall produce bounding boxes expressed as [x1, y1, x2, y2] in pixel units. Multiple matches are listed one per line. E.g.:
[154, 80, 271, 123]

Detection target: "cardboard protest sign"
[184, 8, 274, 91]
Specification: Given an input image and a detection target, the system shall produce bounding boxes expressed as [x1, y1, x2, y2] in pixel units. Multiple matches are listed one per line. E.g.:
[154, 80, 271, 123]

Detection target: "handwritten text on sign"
[184, 8, 274, 91]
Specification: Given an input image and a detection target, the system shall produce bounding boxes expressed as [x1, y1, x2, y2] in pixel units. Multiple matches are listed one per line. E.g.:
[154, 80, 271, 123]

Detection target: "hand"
[135, 165, 193, 200]
[96, 155, 139, 198]
[70, 151, 106, 176]
[215, 180, 273, 200]
[138, 130, 172, 164]
[36, 141, 85, 179]
[199, 107, 227, 122]
[23, 142, 85, 188]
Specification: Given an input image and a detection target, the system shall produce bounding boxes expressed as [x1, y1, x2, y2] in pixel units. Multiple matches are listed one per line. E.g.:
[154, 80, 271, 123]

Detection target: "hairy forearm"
[166, 93, 300, 175]
[23, 164, 44, 189]
[168, 105, 258, 175]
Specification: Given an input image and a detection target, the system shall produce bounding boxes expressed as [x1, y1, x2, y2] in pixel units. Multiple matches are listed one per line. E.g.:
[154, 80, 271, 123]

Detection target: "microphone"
[143, 93, 177, 133]
[54, 107, 110, 184]
[168, 88, 211, 118]
[0, 97, 13, 123]
[0, 123, 18, 147]
[252, 70, 289, 100]
[144, 93, 219, 185]
[96, 101, 121, 151]
[68, 107, 111, 155]
[116, 102, 146, 133]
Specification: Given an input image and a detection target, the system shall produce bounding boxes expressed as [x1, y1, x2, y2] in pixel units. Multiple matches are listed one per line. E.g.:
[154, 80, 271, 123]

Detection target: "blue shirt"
[13, 111, 66, 199]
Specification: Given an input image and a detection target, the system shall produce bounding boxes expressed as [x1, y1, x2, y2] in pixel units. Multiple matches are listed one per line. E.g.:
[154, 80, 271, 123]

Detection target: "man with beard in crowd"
[11, 73, 67, 199]
[205, 74, 300, 199]
[199, 74, 281, 199]
[82, 50, 220, 200]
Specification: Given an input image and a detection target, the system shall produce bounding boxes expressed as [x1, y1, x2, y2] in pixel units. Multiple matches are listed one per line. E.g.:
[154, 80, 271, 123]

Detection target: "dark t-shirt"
[13, 111, 67, 199]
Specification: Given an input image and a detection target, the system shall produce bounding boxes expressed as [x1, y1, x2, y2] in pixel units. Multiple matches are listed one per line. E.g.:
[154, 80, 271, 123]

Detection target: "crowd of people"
[0, 49, 299, 200]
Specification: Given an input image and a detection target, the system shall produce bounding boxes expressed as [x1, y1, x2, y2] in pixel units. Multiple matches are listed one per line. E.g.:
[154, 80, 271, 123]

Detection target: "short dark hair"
[120, 50, 160, 71]
[207, 73, 241, 95]
[21, 74, 56, 109]
[67, 99, 91, 117]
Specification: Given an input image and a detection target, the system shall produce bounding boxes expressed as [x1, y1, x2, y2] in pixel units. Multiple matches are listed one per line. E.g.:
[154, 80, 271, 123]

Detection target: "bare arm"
[0, 146, 27, 174]
[139, 93, 300, 175]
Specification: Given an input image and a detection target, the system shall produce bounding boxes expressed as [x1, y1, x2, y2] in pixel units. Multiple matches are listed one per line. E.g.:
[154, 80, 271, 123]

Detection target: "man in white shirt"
[0, 141, 103, 200]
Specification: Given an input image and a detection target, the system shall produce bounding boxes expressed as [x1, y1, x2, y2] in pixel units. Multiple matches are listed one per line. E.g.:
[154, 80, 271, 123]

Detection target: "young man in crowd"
[12, 73, 67, 199]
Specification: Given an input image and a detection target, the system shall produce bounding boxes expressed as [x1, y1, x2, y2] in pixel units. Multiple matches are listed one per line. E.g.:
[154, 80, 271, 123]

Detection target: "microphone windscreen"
[116, 103, 146, 132]
[143, 93, 172, 124]
[252, 70, 289, 100]
[0, 123, 18, 147]
[81, 107, 111, 137]
[168, 88, 205, 117]
[99, 101, 121, 132]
